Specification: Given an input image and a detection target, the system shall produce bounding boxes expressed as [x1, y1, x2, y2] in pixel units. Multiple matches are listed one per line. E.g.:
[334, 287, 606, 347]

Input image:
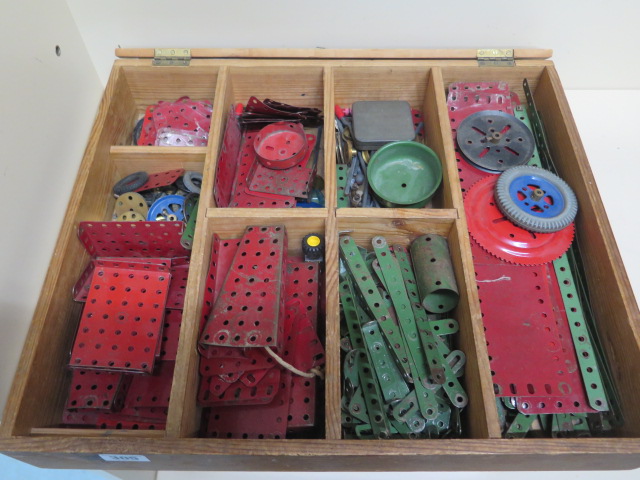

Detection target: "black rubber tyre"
[495, 166, 578, 233]
[112, 171, 149, 196]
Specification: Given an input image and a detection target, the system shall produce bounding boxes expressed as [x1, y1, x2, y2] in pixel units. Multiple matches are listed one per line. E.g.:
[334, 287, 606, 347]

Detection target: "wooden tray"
[1, 48, 639, 471]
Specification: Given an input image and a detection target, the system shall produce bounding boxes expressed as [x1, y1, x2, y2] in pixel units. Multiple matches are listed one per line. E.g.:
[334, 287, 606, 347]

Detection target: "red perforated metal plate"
[166, 263, 189, 309]
[138, 105, 158, 146]
[159, 309, 182, 361]
[199, 349, 274, 377]
[96, 415, 165, 430]
[119, 405, 168, 421]
[248, 134, 317, 197]
[285, 260, 319, 329]
[78, 221, 189, 258]
[200, 367, 281, 407]
[200, 225, 287, 348]
[239, 368, 271, 387]
[198, 374, 234, 404]
[204, 371, 292, 439]
[288, 375, 316, 429]
[228, 131, 296, 208]
[214, 108, 243, 207]
[135, 168, 185, 192]
[69, 264, 169, 374]
[73, 261, 96, 302]
[126, 361, 175, 408]
[65, 370, 129, 411]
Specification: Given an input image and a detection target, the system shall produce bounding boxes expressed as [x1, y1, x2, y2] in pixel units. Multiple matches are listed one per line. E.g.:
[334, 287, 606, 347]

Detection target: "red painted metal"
[203, 371, 291, 439]
[248, 134, 317, 198]
[253, 122, 308, 170]
[287, 374, 316, 429]
[65, 370, 129, 411]
[200, 226, 287, 348]
[239, 368, 272, 387]
[159, 309, 182, 361]
[69, 264, 169, 374]
[214, 108, 243, 207]
[126, 361, 175, 408]
[198, 374, 234, 404]
[465, 175, 574, 265]
[285, 260, 319, 329]
[138, 105, 158, 146]
[199, 349, 274, 377]
[166, 263, 189, 309]
[228, 131, 296, 208]
[200, 367, 281, 407]
[78, 221, 189, 258]
[135, 168, 185, 192]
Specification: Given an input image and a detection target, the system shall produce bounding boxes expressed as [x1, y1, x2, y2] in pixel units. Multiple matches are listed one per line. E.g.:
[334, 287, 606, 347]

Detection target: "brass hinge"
[477, 48, 515, 67]
[152, 48, 191, 66]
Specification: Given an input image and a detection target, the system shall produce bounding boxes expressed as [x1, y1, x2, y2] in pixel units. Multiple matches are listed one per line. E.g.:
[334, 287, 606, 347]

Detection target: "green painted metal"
[337, 164, 350, 208]
[347, 386, 370, 424]
[361, 321, 410, 404]
[553, 254, 608, 411]
[372, 236, 439, 420]
[505, 413, 537, 439]
[410, 234, 459, 313]
[339, 275, 391, 438]
[180, 196, 199, 249]
[339, 236, 411, 378]
[429, 318, 459, 336]
[367, 141, 442, 208]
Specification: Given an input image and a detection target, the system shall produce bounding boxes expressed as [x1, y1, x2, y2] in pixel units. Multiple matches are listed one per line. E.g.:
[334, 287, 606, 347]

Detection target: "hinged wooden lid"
[115, 47, 552, 61]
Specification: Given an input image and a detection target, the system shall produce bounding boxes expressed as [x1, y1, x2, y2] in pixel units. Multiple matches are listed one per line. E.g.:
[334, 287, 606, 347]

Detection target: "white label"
[99, 454, 150, 462]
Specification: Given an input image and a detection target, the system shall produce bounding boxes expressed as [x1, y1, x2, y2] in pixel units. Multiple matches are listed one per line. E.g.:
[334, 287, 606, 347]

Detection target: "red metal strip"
[69, 265, 169, 374]
[287, 374, 316, 429]
[200, 225, 287, 348]
[78, 221, 189, 258]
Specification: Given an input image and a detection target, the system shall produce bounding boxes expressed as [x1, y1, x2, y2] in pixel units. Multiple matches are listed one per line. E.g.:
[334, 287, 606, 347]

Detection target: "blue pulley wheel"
[147, 195, 186, 221]
[495, 166, 578, 233]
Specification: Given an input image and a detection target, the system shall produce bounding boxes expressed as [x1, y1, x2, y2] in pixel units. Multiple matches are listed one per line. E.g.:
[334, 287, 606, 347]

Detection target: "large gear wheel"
[457, 110, 534, 172]
[464, 175, 574, 265]
[495, 166, 578, 233]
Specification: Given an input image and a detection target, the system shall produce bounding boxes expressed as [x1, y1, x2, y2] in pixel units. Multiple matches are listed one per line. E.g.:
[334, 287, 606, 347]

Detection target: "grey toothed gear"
[495, 165, 578, 233]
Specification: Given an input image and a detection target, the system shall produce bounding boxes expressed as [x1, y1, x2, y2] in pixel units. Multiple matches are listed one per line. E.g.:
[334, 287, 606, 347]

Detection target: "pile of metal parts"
[448, 80, 620, 437]
[133, 96, 213, 147]
[339, 234, 467, 438]
[335, 101, 425, 208]
[62, 222, 192, 429]
[111, 169, 202, 249]
[197, 225, 326, 438]
[214, 98, 324, 208]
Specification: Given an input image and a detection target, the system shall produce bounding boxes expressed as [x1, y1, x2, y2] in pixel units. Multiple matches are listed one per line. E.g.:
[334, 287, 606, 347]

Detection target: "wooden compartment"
[1, 50, 640, 471]
[206, 64, 328, 209]
[333, 66, 455, 210]
[334, 211, 497, 439]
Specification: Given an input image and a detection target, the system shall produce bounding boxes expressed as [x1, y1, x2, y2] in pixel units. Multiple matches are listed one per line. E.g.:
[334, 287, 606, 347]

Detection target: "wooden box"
[1, 48, 639, 471]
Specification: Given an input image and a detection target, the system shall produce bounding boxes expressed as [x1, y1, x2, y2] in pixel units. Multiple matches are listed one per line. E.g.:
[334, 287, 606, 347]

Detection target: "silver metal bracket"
[477, 48, 515, 67]
[153, 48, 191, 66]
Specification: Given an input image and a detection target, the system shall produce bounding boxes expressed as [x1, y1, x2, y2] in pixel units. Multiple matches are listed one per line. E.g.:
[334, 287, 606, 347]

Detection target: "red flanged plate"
[78, 222, 189, 258]
[288, 375, 316, 429]
[119, 405, 168, 420]
[198, 374, 234, 404]
[65, 370, 130, 411]
[166, 263, 189, 309]
[96, 415, 165, 430]
[126, 361, 175, 408]
[248, 134, 317, 198]
[135, 169, 185, 192]
[159, 309, 182, 361]
[200, 225, 287, 348]
[228, 131, 296, 208]
[214, 108, 243, 207]
[203, 371, 291, 439]
[285, 260, 319, 329]
[69, 264, 169, 374]
[199, 349, 274, 377]
[199, 367, 281, 407]
[465, 175, 574, 265]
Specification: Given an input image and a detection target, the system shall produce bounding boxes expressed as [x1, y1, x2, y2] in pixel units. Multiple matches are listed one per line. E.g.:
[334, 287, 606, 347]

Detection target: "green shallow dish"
[367, 141, 443, 208]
